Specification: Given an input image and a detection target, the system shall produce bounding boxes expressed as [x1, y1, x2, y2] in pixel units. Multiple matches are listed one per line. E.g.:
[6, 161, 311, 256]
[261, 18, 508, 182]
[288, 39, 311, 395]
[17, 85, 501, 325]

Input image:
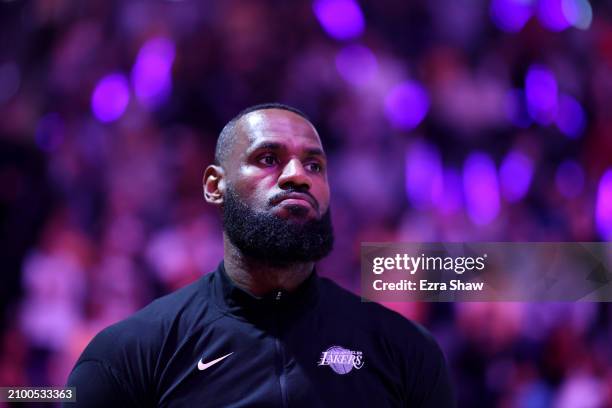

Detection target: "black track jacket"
[65, 262, 454, 407]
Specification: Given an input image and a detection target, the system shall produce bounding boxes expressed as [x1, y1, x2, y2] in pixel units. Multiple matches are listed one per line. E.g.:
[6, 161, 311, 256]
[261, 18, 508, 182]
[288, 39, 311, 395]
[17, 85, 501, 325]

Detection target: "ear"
[203, 165, 226, 205]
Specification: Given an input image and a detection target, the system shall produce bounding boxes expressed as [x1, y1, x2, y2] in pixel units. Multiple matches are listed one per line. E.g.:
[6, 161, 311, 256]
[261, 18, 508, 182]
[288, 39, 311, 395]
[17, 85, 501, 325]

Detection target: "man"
[66, 103, 454, 407]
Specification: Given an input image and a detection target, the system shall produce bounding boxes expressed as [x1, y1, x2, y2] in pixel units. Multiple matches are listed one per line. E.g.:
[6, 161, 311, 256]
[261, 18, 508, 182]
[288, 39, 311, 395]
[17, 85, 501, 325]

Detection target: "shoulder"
[77, 273, 216, 369]
[318, 277, 441, 352]
[68, 273, 219, 401]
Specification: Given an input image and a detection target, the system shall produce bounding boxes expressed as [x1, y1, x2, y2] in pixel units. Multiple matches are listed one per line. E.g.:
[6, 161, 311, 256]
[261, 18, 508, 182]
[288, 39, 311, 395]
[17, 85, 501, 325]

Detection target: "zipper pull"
[275, 290, 283, 301]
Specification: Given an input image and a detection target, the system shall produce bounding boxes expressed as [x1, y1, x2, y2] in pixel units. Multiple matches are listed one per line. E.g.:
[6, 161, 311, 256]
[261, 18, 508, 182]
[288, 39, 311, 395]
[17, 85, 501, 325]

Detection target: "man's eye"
[258, 155, 278, 166]
[306, 162, 323, 173]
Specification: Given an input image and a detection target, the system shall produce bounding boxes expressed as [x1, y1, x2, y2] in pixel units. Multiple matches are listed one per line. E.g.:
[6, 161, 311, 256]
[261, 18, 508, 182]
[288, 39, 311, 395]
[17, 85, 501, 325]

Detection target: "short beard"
[222, 185, 334, 267]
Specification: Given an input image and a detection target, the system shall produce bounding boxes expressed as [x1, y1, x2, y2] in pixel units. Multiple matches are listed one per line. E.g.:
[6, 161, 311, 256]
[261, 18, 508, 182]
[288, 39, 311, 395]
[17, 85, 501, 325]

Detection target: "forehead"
[234, 109, 323, 152]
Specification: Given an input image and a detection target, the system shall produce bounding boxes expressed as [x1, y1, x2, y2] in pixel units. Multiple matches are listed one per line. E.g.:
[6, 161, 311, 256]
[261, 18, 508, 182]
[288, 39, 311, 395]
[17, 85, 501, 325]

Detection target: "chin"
[274, 205, 315, 220]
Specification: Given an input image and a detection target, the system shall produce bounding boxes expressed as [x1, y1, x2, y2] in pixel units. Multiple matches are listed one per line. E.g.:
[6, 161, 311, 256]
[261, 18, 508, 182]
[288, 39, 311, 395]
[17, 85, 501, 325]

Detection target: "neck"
[223, 235, 315, 297]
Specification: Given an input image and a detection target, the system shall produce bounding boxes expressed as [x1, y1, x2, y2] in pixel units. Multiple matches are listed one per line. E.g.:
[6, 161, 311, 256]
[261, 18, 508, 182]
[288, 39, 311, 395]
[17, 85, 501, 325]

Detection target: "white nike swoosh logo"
[197, 352, 233, 371]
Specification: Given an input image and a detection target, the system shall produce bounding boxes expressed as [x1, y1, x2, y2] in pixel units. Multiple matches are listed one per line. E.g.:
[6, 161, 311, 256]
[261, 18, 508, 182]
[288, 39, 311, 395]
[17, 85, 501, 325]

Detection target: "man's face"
[219, 108, 333, 265]
[225, 108, 330, 221]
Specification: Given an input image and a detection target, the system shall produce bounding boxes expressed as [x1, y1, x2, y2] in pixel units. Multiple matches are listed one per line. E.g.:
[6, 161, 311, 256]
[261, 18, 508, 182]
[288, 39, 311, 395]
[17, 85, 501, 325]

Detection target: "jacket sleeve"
[62, 317, 159, 407]
[413, 339, 455, 408]
[405, 329, 455, 408]
[63, 360, 137, 407]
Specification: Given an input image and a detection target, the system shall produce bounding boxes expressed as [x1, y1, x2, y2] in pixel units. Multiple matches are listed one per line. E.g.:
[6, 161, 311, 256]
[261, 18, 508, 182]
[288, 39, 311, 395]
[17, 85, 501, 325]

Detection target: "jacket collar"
[211, 261, 320, 320]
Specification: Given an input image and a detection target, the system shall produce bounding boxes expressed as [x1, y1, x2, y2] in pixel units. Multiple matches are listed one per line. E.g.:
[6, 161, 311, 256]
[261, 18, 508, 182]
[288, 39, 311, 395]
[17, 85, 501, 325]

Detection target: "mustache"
[268, 189, 319, 210]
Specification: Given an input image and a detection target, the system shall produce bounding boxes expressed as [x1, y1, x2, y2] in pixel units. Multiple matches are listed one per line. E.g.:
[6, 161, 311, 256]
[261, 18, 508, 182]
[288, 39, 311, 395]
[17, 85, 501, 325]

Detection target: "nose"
[278, 158, 312, 190]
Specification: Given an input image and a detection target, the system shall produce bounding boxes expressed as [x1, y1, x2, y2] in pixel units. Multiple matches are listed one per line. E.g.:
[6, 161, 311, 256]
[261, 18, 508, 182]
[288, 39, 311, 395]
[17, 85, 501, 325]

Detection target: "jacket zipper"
[274, 290, 289, 408]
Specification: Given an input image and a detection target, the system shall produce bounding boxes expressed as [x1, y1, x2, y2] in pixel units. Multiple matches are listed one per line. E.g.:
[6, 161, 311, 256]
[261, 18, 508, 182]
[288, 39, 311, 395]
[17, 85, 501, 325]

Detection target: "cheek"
[313, 182, 331, 209]
[231, 174, 276, 206]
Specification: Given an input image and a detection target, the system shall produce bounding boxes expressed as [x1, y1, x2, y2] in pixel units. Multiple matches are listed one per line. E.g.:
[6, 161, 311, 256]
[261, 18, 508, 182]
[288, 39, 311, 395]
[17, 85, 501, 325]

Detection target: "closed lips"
[273, 193, 317, 209]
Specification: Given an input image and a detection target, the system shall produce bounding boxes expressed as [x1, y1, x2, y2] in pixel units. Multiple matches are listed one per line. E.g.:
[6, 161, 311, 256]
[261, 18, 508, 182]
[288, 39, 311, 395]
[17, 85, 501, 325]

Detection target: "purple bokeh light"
[500, 150, 534, 202]
[436, 168, 463, 215]
[505, 89, 532, 128]
[405, 141, 443, 210]
[313, 0, 365, 41]
[556, 94, 586, 138]
[91, 73, 130, 123]
[463, 152, 500, 225]
[490, 0, 533, 33]
[595, 169, 612, 240]
[384, 81, 429, 130]
[335, 44, 378, 86]
[132, 37, 175, 108]
[555, 160, 585, 199]
[562, 0, 593, 30]
[537, 0, 571, 31]
[525, 64, 558, 125]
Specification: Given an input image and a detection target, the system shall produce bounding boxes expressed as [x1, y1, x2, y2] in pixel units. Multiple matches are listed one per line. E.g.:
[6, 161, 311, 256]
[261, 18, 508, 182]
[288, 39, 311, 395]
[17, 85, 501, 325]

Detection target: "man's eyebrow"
[305, 147, 326, 159]
[247, 142, 326, 159]
[248, 142, 284, 153]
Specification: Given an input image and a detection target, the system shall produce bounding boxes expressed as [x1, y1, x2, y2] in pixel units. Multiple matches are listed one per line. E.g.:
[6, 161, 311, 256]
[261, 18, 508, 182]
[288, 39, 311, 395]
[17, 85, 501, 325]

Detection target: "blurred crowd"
[1, 0, 612, 406]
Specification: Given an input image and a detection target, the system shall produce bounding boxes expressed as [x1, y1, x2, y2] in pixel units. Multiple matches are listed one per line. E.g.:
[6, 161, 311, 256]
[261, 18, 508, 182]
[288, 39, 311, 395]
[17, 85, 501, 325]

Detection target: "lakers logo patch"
[317, 346, 364, 374]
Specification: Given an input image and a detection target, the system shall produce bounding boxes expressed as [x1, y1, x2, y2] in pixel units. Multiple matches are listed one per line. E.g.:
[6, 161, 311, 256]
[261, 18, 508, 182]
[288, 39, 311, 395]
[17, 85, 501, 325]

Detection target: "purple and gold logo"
[317, 346, 365, 374]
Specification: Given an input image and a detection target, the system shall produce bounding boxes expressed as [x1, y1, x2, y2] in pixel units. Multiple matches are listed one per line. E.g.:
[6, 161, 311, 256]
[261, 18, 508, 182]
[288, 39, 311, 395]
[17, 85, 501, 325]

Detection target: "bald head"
[215, 103, 313, 167]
